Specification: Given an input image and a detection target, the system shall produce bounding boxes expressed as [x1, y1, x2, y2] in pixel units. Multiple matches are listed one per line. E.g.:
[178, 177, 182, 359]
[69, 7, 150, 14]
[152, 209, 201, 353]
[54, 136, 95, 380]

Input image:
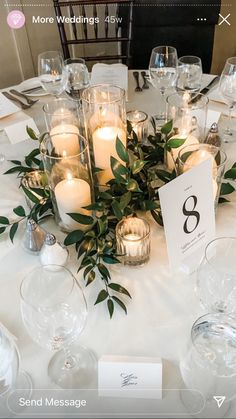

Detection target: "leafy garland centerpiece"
[1, 120, 236, 318]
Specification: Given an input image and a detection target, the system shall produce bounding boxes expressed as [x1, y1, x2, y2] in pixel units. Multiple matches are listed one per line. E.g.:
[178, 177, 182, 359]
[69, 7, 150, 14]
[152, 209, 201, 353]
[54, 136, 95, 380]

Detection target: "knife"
[189, 76, 219, 104]
[21, 86, 43, 94]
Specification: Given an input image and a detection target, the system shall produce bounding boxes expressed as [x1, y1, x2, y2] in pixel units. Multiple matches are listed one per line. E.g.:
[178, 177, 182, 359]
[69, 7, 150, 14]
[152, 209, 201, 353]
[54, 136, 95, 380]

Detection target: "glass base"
[180, 389, 232, 418]
[0, 154, 5, 164]
[152, 114, 167, 131]
[48, 345, 97, 389]
[6, 370, 33, 414]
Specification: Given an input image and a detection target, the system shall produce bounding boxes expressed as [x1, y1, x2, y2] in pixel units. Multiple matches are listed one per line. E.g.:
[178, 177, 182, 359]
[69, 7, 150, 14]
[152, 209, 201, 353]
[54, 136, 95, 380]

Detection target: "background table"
[0, 72, 236, 418]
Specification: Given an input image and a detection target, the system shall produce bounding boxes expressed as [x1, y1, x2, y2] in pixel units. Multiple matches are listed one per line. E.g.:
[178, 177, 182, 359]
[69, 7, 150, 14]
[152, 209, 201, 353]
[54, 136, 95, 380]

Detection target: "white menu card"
[91, 63, 128, 94]
[159, 159, 215, 273]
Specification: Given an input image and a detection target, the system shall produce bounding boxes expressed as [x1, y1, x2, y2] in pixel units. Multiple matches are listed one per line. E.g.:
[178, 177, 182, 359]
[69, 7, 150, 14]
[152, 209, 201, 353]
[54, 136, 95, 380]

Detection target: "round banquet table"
[0, 72, 236, 418]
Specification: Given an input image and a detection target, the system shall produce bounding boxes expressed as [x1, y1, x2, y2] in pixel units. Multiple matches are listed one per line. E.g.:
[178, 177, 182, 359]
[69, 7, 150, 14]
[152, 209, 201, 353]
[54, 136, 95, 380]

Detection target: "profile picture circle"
[7, 10, 25, 29]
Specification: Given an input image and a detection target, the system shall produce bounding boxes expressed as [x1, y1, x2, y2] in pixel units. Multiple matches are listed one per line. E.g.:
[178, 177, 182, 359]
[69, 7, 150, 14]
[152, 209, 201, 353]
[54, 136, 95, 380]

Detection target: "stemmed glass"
[149, 45, 178, 127]
[197, 237, 236, 314]
[0, 325, 32, 399]
[180, 313, 236, 417]
[219, 57, 236, 141]
[38, 51, 68, 97]
[177, 56, 202, 93]
[64, 58, 90, 101]
[20, 265, 96, 389]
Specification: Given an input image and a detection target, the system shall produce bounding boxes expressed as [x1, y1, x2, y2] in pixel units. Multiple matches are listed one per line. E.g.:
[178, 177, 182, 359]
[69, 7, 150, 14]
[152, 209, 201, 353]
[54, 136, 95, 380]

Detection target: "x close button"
[219, 13, 231, 26]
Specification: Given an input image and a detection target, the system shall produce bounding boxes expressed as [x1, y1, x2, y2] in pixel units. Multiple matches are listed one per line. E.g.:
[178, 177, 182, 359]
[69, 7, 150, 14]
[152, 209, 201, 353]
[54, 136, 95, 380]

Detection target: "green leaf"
[0, 216, 9, 225]
[161, 119, 173, 135]
[224, 167, 236, 180]
[26, 126, 38, 140]
[116, 136, 129, 163]
[64, 230, 84, 246]
[110, 156, 128, 182]
[67, 213, 94, 225]
[127, 179, 141, 192]
[86, 270, 95, 286]
[102, 255, 120, 264]
[220, 182, 235, 195]
[10, 160, 22, 165]
[167, 138, 186, 149]
[9, 223, 18, 243]
[112, 296, 127, 314]
[13, 206, 26, 217]
[4, 166, 34, 175]
[98, 217, 108, 236]
[108, 283, 131, 298]
[99, 191, 113, 200]
[111, 200, 123, 219]
[141, 200, 159, 211]
[119, 192, 131, 210]
[22, 185, 41, 204]
[156, 169, 173, 183]
[94, 289, 109, 305]
[151, 210, 163, 226]
[131, 159, 147, 174]
[0, 227, 6, 234]
[107, 298, 114, 318]
[218, 197, 230, 204]
[98, 263, 111, 279]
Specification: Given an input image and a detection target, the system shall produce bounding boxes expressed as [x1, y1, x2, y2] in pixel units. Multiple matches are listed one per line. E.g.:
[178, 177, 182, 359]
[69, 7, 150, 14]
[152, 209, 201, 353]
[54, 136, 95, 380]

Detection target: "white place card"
[98, 355, 162, 399]
[0, 92, 20, 119]
[159, 159, 215, 272]
[91, 63, 128, 96]
[4, 116, 39, 144]
[206, 109, 221, 129]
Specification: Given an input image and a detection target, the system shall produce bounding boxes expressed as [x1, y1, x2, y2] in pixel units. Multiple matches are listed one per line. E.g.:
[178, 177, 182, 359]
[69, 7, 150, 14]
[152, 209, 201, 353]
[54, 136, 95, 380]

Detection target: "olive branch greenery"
[1, 121, 236, 318]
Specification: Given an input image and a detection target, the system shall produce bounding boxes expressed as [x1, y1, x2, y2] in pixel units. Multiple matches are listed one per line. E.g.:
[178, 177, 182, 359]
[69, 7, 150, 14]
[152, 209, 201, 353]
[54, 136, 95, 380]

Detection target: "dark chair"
[53, 0, 133, 67]
[121, 0, 220, 73]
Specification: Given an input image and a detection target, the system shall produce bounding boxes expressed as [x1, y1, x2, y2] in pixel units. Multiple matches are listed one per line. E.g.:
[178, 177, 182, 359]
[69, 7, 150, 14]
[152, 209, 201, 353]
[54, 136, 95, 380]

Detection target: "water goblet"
[219, 57, 236, 142]
[177, 56, 202, 93]
[20, 265, 96, 389]
[38, 51, 67, 97]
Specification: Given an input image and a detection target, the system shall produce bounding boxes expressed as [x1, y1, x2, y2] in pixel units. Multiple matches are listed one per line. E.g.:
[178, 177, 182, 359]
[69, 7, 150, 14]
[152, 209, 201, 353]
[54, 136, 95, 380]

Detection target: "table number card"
[98, 355, 162, 399]
[159, 159, 215, 272]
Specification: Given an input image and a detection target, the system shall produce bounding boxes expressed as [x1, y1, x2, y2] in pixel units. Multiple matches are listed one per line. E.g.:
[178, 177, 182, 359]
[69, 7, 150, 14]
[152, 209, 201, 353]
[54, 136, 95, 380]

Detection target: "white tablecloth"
[0, 72, 236, 418]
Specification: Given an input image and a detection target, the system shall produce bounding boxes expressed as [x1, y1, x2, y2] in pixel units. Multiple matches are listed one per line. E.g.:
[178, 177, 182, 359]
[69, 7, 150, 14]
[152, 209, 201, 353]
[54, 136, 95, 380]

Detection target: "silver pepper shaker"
[205, 123, 221, 147]
[40, 233, 69, 267]
[22, 219, 45, 254]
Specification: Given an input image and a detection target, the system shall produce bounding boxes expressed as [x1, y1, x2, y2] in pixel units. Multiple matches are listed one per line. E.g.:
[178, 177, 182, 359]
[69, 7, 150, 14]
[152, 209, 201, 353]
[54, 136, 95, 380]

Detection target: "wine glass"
[197, 237, 236, 314]
[177, 56, 202, 93]
[20, 265, 96, 389]
[149, 45, 178, 127]
[219, 57, 236, 141]
[38, 51, 68, 97]
[180, 313, 236, 417]
[0, 325, 32, 403]
[64, 58, 90, 101]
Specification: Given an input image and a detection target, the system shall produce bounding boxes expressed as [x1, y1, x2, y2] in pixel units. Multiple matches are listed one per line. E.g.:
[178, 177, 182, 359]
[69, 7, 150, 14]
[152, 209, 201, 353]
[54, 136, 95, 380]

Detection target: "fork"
[2, 91, 33, 110]
[141, 71, 149, 89]
[9, 89, 39, 106]
[133, 71, 142, 92]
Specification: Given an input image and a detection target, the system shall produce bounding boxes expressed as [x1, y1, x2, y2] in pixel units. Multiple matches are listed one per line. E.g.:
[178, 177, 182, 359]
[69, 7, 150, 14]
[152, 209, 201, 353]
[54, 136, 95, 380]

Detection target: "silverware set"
[2, 90, 38, 109]
[133, 71, 150, 92]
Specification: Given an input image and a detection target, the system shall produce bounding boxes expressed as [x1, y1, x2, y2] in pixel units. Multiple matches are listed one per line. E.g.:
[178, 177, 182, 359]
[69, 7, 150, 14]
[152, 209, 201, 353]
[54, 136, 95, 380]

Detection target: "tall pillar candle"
[50, 124, 80, 156]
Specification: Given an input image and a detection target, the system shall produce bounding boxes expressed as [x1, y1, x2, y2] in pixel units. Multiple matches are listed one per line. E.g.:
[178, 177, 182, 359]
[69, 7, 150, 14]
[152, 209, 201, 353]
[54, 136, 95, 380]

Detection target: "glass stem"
[226, 104, 234, 135]
[160, 87, 166, 120]
[63, 345, 76, 370]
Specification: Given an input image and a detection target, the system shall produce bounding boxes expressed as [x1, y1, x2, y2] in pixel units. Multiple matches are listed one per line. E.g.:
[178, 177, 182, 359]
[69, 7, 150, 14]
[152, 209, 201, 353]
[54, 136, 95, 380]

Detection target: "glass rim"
[20, 265, 77, 309]
[204, 236, 236, 270]
[151, 45, 177, 55]
[42, 98, 77, 115]
[190, 312, 236, 348]
[127, 110, 148, 123]
[116, 216, 150, 241]
[166, 91, 209, 109]
[40, 132, 88, 159]
[226, 56, 236, 65]
[178, 55, 202, 63]
[81, 84, 126, 104]
[64, 57, 86, 65]
[38, 50, 62, 58]
[178, 143, 227, 168]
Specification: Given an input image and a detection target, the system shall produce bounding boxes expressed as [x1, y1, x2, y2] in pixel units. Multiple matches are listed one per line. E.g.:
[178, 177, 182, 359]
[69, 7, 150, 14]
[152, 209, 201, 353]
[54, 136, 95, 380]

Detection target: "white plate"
[17, 77, 48, 97]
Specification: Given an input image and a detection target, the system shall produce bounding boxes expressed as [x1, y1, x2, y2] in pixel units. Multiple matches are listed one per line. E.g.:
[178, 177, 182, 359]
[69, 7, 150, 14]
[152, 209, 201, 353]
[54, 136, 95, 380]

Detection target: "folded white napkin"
[0, 92, 20, 119]
[207, 86, 236, 117]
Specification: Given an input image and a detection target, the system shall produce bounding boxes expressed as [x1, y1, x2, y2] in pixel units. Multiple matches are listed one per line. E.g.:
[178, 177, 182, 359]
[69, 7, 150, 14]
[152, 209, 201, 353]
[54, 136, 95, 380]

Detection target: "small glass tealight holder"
[127, 110, 148, 143]
[116, 216, 151, 266]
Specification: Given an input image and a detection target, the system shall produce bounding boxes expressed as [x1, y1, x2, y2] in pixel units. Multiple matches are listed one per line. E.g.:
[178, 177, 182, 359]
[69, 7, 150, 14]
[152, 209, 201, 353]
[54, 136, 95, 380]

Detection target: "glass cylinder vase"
[178, 143, 227, 208]
[43, 98, 82, 142]
[166, 92, 209, 171]
[81, 85, 127, 187]
[40, 132, 93, 232]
